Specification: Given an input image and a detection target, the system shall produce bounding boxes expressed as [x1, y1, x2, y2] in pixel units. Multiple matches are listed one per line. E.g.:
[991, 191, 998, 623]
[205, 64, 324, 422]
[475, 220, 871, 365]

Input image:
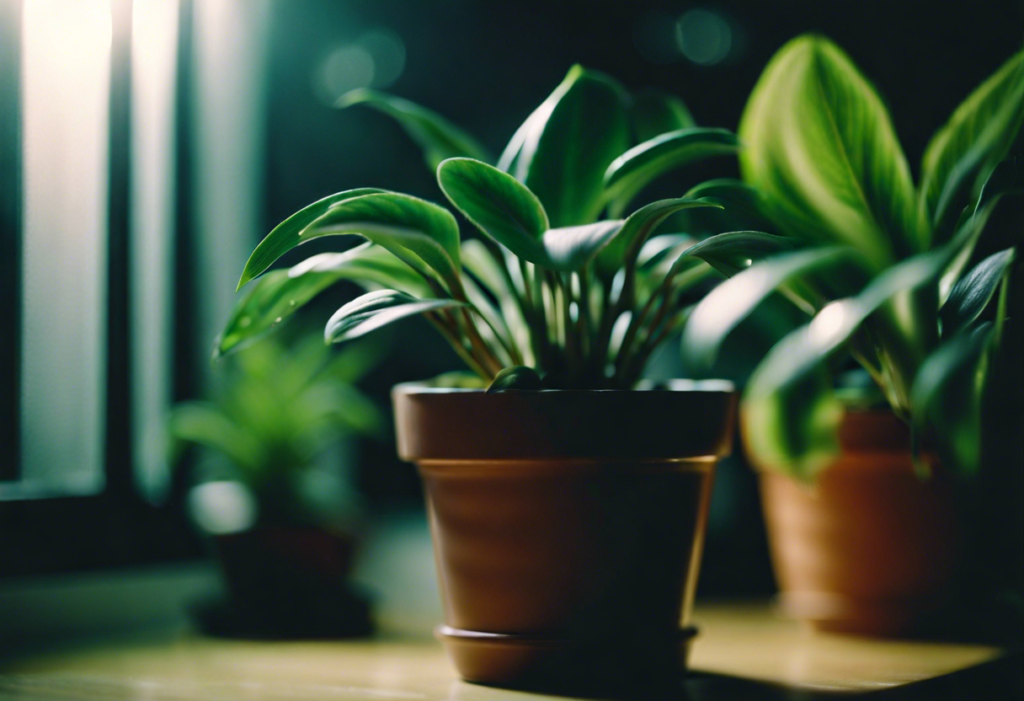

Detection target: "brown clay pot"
[751, 410, 962, 636]
[393, 381, 735, 691]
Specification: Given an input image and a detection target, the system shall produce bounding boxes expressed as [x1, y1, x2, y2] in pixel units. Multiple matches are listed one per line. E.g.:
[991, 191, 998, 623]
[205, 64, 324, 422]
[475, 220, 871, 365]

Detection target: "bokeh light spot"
[676, 9, 732, 66]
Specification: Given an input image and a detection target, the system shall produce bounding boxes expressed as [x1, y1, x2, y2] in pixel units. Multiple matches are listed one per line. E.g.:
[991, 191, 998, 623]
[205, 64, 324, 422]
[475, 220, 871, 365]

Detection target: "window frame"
[0, 0, 203, 578]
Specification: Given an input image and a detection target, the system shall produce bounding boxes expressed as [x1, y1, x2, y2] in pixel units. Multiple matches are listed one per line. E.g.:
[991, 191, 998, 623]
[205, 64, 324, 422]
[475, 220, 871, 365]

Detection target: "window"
[1, 0, 269, 576]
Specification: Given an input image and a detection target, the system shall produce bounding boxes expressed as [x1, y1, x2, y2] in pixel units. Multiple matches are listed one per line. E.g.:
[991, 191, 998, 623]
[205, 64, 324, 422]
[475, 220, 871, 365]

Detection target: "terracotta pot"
[393, 381, 735, 691]
[751, 410, 962, 636]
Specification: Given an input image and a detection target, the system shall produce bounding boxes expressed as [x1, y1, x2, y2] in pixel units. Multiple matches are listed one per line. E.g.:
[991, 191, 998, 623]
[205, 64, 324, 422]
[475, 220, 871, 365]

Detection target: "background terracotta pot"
[393, 381, 735, 691]
[195, 527, 373, 639]
[751, 410, 962, 636]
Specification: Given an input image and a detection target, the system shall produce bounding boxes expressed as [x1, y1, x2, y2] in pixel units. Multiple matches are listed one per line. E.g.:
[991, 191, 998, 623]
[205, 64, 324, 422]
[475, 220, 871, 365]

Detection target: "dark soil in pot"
[393, 381, 735, 693]
[752, 410, 962, 637]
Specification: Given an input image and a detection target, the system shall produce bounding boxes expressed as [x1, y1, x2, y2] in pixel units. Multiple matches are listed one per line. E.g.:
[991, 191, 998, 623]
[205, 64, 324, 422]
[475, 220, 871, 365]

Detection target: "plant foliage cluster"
[170, 337, 383, 524]
[220, 65, 741, 389]
[220, 36, 1023, 479]
[685, 36, 1023, 477]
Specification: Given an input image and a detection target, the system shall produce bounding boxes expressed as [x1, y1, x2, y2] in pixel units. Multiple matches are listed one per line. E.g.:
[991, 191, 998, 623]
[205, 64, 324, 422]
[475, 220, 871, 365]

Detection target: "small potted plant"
[169, 334, 383, 638]
[681, 35, 1023, 635]
[219, 65, 737, 690]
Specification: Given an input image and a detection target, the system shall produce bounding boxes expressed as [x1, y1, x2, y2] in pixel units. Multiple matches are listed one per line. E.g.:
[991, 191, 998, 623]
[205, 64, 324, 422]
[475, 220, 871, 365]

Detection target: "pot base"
[777, 591, 944, 637]
[437, 625, 697, 692]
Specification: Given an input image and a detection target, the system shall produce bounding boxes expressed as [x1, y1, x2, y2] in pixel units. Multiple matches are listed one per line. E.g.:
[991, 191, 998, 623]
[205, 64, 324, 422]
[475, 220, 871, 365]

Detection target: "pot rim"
[393, 378, 735, 395]
[393, 378, 737, 461]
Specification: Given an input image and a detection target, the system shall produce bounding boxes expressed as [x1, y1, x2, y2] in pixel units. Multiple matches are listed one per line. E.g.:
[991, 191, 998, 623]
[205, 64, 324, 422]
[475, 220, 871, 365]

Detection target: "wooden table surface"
[1, 601, 1018, 700]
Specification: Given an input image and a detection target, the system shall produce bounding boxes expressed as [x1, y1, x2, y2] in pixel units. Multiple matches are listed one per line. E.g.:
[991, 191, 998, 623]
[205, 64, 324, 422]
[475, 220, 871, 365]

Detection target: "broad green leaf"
[941, 248, 1015, 336]
[437, 157, 549, 265]
[910, 323, 993, 476]
[497, 84, 565, 174]
[683, 179, 776, 232]
[629, 89, 696, 143]
[739, 35, 918, 265]
[920, 50, 1024, 238]
[595, 197, 723, 277]
[237, 188, 385, 289]
[683, 231, 801, 277]
[486, 365, 544, 392]
[218, 270, 339, 358]
[604, 129, 739, 214]
[288, 243, 433, 297]
[219, 242, 432, 358]
[515, 66, 630, 227]
[542, 220, 624, 272]
[682, 247, 861, 368]
[325, 289, 464, 343]
[743, 246, 957, 478]
[310, 192, 462, 290]
[337, 89, 492, 170]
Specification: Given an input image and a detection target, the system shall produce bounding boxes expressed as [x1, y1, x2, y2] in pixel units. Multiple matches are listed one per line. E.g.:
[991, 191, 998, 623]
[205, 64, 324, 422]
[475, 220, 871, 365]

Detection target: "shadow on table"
[687, 654, 1023, 701]
[446, 653, 1022, 701]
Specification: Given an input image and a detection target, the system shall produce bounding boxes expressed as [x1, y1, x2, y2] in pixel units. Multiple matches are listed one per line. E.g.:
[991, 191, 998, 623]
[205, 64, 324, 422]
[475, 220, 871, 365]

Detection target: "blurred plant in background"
[169, 334, 383, 533]
[168, 333, 384, 638]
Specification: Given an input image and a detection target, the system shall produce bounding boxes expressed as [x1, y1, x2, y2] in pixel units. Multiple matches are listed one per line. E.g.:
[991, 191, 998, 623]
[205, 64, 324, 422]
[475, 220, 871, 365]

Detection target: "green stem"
[459, 307, 504, 376]
[578, 267, 594, 360]
[426, 313, 491, 380]
[616, 284, 661, 372]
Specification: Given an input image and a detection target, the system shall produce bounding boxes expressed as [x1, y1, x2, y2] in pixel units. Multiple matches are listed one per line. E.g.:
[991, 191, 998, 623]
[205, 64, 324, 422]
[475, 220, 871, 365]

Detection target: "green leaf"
[595, 197, 723, 277]
[217, 270, 334, 359]
[743, 246, 957, 478]
[940, 159, 1024, 301]
[237, 188, 385, 289]
[682, 247, 862, 369]
[683, 231, 801, 277]
[325, 289, 464, 343]
[310, 192, 462, 290]
[437, 157, 549, 265]
[542, 220, 624, 272]
[486, 365, 543, 392]
[515, 65, 631, 227]
[288, 243, 434, 297]
[910, 323, 994, 476]
[219, 243, 432, 358]
[337, 88, 492, 170]
[738, 34, 918, 265]
[941, 248, 1015, 336]
[682, 178, 776, 232]
[920, 50, 1024, 238]
[604, 129, 740, 214]
[629, 89, 696, 143]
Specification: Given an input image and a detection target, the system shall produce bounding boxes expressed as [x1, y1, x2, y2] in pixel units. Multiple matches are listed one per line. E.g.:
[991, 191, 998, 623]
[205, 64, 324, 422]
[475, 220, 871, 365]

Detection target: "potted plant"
[219, 65, 738, 690]
[680, 35, 1023, 635]
[169, 334, 384, 638]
